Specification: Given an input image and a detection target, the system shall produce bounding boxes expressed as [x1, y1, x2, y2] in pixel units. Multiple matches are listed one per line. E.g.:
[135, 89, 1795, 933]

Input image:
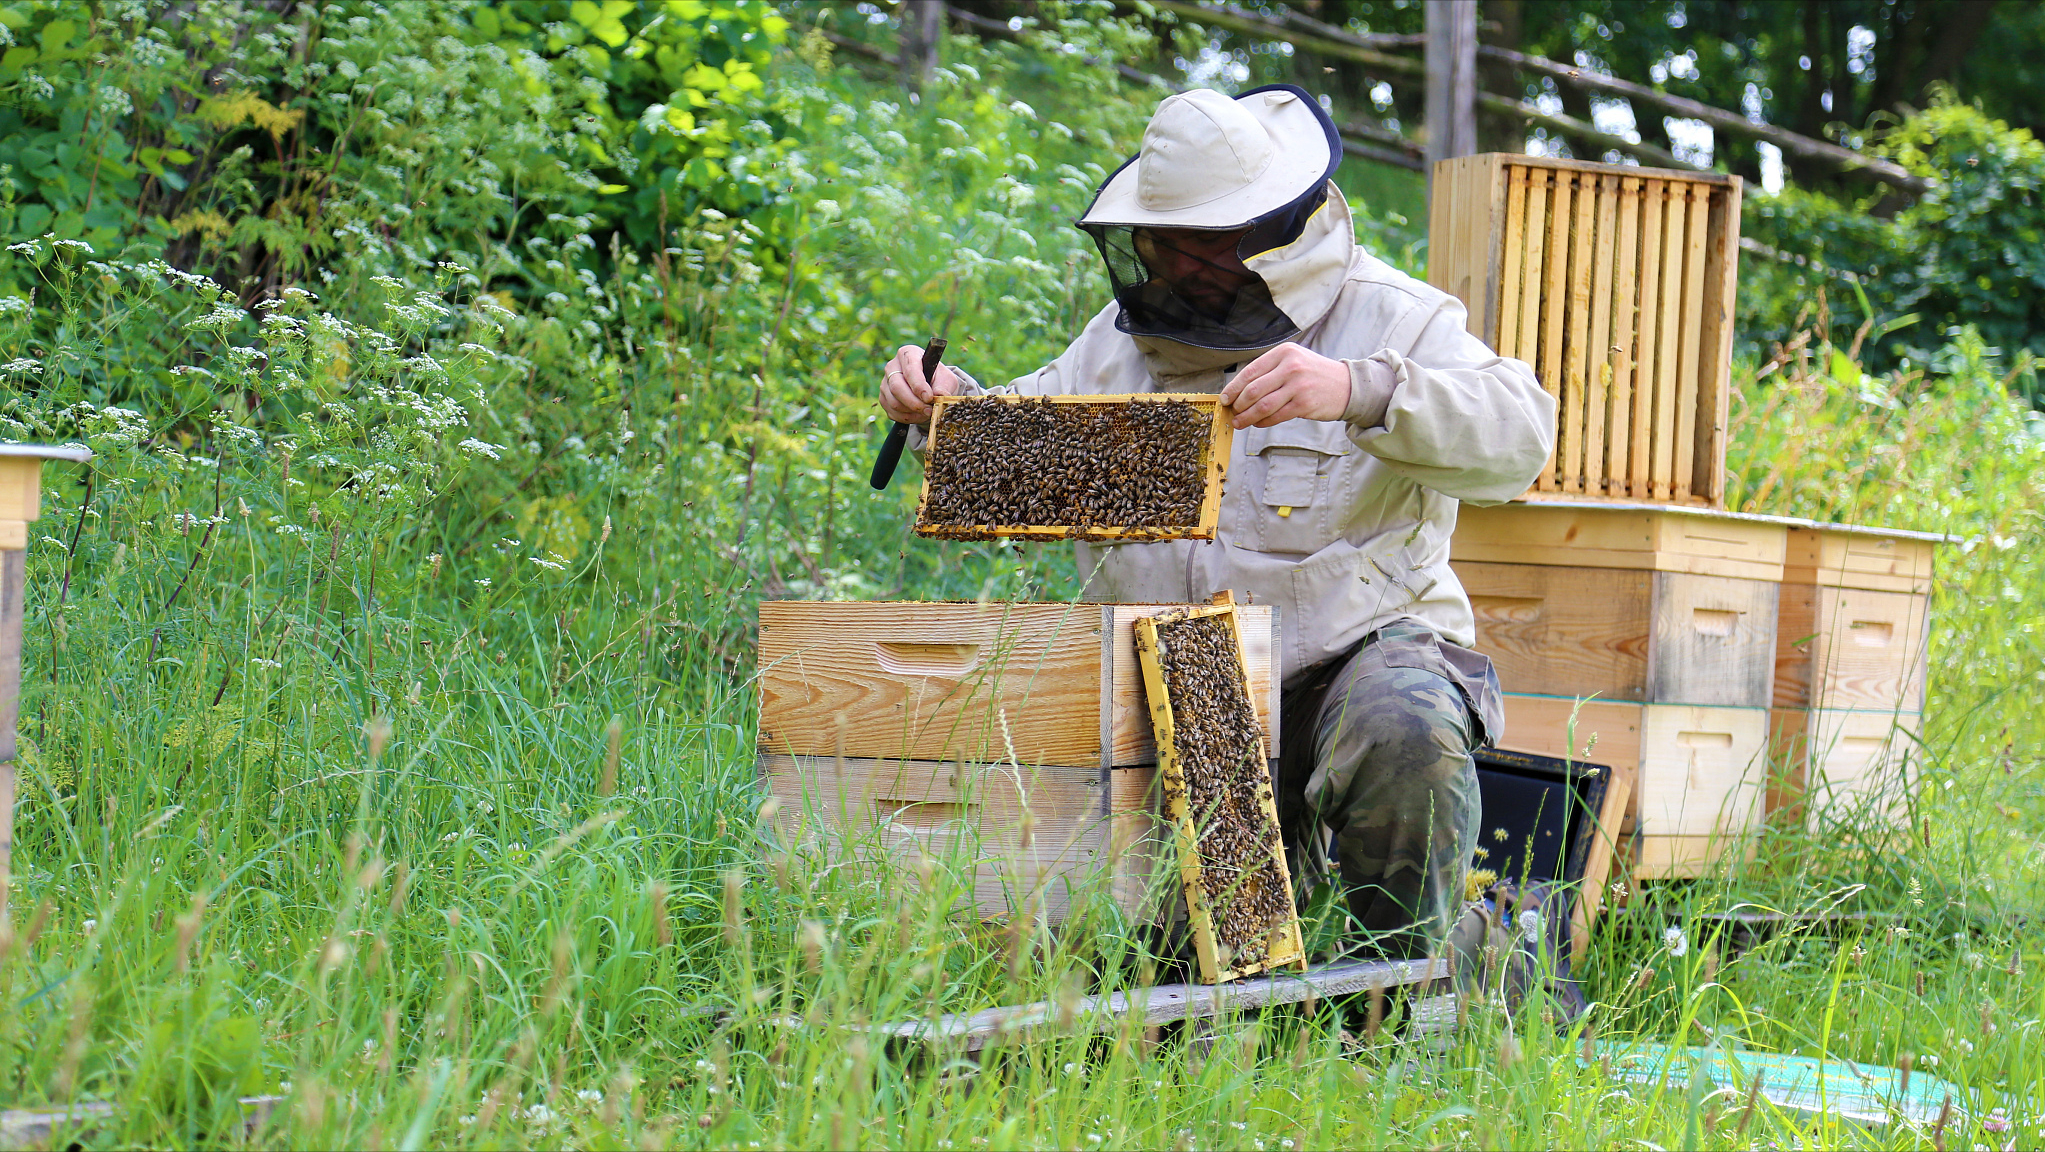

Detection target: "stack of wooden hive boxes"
[1428, 154, 1937, 894]
[755, 602, 1279, 926]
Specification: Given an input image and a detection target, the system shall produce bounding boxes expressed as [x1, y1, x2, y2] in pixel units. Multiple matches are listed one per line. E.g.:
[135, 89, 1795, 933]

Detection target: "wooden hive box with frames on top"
[755, 600, 1278, 929]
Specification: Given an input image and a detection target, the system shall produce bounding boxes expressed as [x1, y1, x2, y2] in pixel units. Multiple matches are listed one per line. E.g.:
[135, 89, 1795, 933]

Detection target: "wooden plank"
[1495, 163, 1531, 352]
[1630, 180, 1665, 500]
[1583, 174, 1620, 497]
[1650, 513, 1788, 577]
[1537, 171, 1574, 492]
[915, 393, 1234, 542]
[1517, 169, 1550, 370]
[1452, 504, 1787, 581]
[1571, 757, 1632, 960]
[1, 1097, 283, 1147]
[1783, 527, 1937, 595]
[1557, 175, 1595, 492]
[760, 754, 1125, 925]
[1492, 152, 1740, 187]
[1454, 562, 1653, 700]
[0, 458, 42, 522]
[1765, 706, 1812, 821]
[1134, 604, 1305, 984]
[757, 602, 1104, 765]
[1772, 582, 1819, 710]
[869, 956, 1448, 1053]
[1650, 182, 1688, 500]
[1644, 572, 1779, 708]
[1608, 176, 1643, 496]
[1637, 703, 1770, 843]
[1697, 179, 1742, 505]
[1671, 185, 1711, 500]
[1107, 604, 1275, 766]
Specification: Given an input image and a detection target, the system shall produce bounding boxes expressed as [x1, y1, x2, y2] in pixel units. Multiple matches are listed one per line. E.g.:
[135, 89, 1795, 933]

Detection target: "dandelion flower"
[1519, 909, 1542, 944]
[1664, 926, 1688, 957]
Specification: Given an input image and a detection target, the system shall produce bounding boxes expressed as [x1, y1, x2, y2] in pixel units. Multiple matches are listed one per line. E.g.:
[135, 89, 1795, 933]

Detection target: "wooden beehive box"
[1133, 602, 1305, 983]
[915, 394, 1233, 541]
[756, 601, 1277, 925]
[1429, 155, 1742, 506]
[1768, 523, 1941, 827]
[1451, 501, 1783, 879]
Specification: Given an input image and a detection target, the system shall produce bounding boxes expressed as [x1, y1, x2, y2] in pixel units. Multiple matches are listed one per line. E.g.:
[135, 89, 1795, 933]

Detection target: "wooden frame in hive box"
[1428, 154, 1741, 506]
[1451, 501, 1784, 879]
[1768, 523, 1940, 828]
[756, 601, 1277, 926]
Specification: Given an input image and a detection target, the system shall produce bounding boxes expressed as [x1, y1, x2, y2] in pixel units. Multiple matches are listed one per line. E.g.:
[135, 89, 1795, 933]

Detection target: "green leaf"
[1, 45, 35, 72]
[38, 18, 72, 52]
[471, 6, 501, 39]
[569, 0, 602, 27]
[597, 183, 628, 194]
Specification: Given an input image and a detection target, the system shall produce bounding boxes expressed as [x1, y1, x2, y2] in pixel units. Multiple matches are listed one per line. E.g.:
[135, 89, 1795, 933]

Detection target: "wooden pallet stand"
[1132, 599, 1306, 983]
[1768, 523, 1940, 827]
[1429, 154, 1741, 506]
[1452, 501, 1783, 879]
[915, 393, 1234, 541]
[756, 601, 1278, 926]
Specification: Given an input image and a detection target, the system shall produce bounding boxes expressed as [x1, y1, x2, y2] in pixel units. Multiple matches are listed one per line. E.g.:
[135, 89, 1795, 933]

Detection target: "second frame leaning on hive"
[1134, 601, 1306, 984]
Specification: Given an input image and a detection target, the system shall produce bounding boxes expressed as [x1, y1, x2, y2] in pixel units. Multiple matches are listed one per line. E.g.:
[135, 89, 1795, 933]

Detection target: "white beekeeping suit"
[928, 85, 1555, 698]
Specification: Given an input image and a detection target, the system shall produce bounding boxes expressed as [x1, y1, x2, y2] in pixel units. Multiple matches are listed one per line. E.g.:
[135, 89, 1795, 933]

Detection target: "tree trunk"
[1916, 0, 1997, 96]
[1425, 0, 1478, 176]
[1476, 0, 1525, 153]
[899, 0, 944, 95]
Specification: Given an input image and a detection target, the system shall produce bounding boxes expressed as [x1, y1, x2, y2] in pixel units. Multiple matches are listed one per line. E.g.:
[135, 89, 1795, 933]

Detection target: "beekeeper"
[876, 84, 1556, 962]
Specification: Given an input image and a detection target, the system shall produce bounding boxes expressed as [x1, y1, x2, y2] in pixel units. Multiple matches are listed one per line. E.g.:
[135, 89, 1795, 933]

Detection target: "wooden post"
[1424, 0, 1478, 188]
[898, 0, 944, 95]
[0, 445, 90, 934]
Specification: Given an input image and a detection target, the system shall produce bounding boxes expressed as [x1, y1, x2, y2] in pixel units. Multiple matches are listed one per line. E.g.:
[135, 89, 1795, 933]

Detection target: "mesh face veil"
[1077, 83, 1345, 350]
[1082, 181, 1332, 351]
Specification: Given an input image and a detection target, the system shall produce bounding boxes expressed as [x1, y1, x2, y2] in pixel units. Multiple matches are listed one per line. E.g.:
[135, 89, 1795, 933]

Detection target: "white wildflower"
[54, 238, 93, 253]
[1519, 909, 1542, 944]
[2, 358, 41, 374]
[530, 556, 565, 572]
[1664, 927, 1689, 957]
[576, 1089, 602, 1104]
[457, 438, 504, 459]
[83, 918, 98, 933]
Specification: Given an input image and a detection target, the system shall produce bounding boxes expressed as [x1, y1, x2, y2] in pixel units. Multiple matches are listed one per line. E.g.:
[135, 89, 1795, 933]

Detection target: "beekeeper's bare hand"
[1219, 342, 1350, 428]
[879, 344, 962, 426]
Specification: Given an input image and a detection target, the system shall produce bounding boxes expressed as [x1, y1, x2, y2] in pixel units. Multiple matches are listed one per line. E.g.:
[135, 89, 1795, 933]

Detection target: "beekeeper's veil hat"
[1078, 84, 1348, 352]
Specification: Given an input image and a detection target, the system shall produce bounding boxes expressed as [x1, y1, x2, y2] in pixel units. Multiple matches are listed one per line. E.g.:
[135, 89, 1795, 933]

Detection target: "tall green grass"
[0, 8, 2040, 1149]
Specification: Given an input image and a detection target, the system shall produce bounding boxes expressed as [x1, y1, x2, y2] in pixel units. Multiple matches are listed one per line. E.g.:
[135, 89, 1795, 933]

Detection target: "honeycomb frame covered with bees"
[914, 393, 1233, 541]
[1133, 598, 1306, 984]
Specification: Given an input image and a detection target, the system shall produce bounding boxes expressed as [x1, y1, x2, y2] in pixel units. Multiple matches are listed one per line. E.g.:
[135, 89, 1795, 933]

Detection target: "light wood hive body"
[756, 601, 1277, 927]
[1428, 154, 1742, 506]
[1451, 502, 1783, 880]
[1766, 525, 1938, 829]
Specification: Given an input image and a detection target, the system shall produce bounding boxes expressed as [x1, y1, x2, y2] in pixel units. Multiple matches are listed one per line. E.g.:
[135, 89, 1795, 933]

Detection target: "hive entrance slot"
[1690, 608, 1738, 636]
[873, 642, 980, 677]
[1848, 621, 1894, 646]
[873, 799, 971, 828]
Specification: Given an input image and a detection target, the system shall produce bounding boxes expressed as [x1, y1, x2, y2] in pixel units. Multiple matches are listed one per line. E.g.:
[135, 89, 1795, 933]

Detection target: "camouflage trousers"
[1276, 620, 1498, 961]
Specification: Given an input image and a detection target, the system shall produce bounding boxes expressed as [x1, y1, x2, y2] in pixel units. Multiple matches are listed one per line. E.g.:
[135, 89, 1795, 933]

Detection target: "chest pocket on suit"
[1249, 424, 1351, 554]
